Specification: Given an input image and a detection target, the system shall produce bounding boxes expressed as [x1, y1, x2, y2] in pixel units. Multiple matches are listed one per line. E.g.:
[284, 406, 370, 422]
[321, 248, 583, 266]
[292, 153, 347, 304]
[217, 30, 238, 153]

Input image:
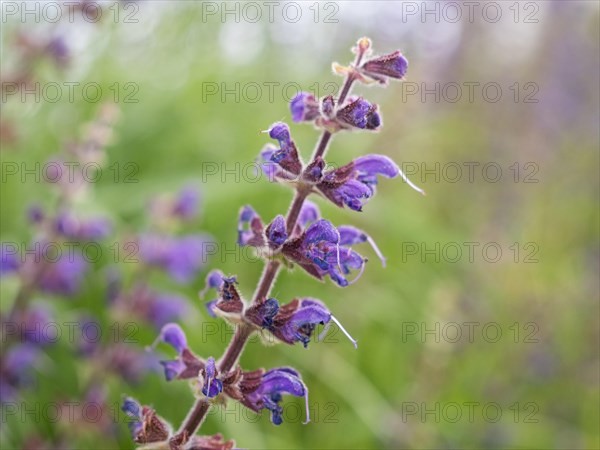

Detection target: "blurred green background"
[1, 1, 599, 449]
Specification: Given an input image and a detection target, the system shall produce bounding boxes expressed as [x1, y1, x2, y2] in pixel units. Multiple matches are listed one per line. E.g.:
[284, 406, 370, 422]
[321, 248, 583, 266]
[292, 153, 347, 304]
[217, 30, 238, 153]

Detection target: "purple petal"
[338, 225, 386, 267]
[267, 215, 287, 247]
[304, 220, 340, 245]
[353, 154, 399, 178]
[159, 323, 187, 354]
[268, 122, 291, 147]
[298, 200, 321, 228]
[290, 92, 320, 122]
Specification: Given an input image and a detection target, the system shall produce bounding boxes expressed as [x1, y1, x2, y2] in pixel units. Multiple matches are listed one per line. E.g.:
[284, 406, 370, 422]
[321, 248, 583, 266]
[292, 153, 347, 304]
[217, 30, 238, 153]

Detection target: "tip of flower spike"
[356, 37, 371, 53]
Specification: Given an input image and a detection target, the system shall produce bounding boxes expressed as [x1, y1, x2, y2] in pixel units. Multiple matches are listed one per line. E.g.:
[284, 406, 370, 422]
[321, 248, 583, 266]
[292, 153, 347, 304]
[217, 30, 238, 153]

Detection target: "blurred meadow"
[1, 1, 599, 449]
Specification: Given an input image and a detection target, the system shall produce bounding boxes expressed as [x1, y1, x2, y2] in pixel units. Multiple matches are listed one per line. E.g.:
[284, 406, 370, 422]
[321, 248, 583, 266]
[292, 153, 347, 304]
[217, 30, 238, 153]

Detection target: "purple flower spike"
[336, 98, 381, 130]
[360, 50, 408, 83]
[290, 92, 320, 123]
[266, 215, 287, 247]
[338, 225, 386, 267]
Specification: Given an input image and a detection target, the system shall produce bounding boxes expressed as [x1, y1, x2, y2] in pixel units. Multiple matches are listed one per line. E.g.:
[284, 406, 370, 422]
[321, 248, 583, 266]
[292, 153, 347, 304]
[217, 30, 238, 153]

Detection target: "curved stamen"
[330, 314, 358, 349]
[362, 234, 386, 267]
[303, 382, 311, 424]
[346, 257, 367, 286]
[398, 166, 426, 196]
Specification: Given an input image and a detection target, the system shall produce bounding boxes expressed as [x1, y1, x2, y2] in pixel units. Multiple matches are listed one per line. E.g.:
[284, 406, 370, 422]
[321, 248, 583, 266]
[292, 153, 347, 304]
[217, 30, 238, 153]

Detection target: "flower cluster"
[122, 37, 421, 449]
[0, 104, 215, 447]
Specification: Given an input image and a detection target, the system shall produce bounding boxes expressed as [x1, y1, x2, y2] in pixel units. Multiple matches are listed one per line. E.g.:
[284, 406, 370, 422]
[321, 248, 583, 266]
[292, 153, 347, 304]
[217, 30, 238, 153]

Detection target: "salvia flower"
[200, 357, 223, 398]
[359, 50, 409, 84]
[151, 323, 204, 381]
[238, 206, 288, 250]
[121, 397, 171, 444]
[317, 154, 424, 211]
[265, 122, 303, 176]
[238, 367, 310, 425]
[280, 218, 368, 286]
[335, 97, 381, 130]
[246, 297, 357, 349]
[290, 92, 320, 123]
[201, 272, 244, 319]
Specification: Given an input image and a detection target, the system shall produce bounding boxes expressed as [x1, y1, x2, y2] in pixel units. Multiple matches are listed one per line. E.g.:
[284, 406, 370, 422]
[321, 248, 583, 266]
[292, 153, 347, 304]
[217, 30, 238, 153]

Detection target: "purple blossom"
[321, 95, 335, 119]
[336, 97, 381, 130]
[241, 367, 310, 425]
[201, 357, 223, 398]
[359, 50, 408, 83]
[121, 397, 170, 444]
[266, 122, 302, 175]
[27, 204, 45, 224]
[247, 297, 357, 348]
[290, 92, 320, 122]
[173, 185, 200, 220]
[237, 206, 265, 247]
[266, 215, 287, 247]
[0, 343, 42, 403]
[151, 323, 204, 381]
[317, 154, 423, 211]
[139, 233, 211, 283]
[0, 244, 20, 275]
[37, 251, 87, 296]
[55, 212, 112, 240]
[148, 293, 190, 329]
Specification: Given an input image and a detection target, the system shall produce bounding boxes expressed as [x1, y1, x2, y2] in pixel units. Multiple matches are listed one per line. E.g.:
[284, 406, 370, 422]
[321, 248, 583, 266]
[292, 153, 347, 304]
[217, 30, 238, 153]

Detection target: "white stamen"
[398, 166, 426, 196]
[303, 384, 311, 424]
[318, 321, 332, 343]
[366, 234, 386, 267]
[347, 258, 367, 286]
[330, 315, 358, 349]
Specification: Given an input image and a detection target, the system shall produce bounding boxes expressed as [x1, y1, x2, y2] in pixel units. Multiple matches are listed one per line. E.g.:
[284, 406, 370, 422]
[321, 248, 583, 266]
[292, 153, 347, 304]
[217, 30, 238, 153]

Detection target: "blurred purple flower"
[172, 185, 200, 220]
[37, 251, 87, 296]
[139, 233, 211, 283]
[55, 212, 112, 240]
